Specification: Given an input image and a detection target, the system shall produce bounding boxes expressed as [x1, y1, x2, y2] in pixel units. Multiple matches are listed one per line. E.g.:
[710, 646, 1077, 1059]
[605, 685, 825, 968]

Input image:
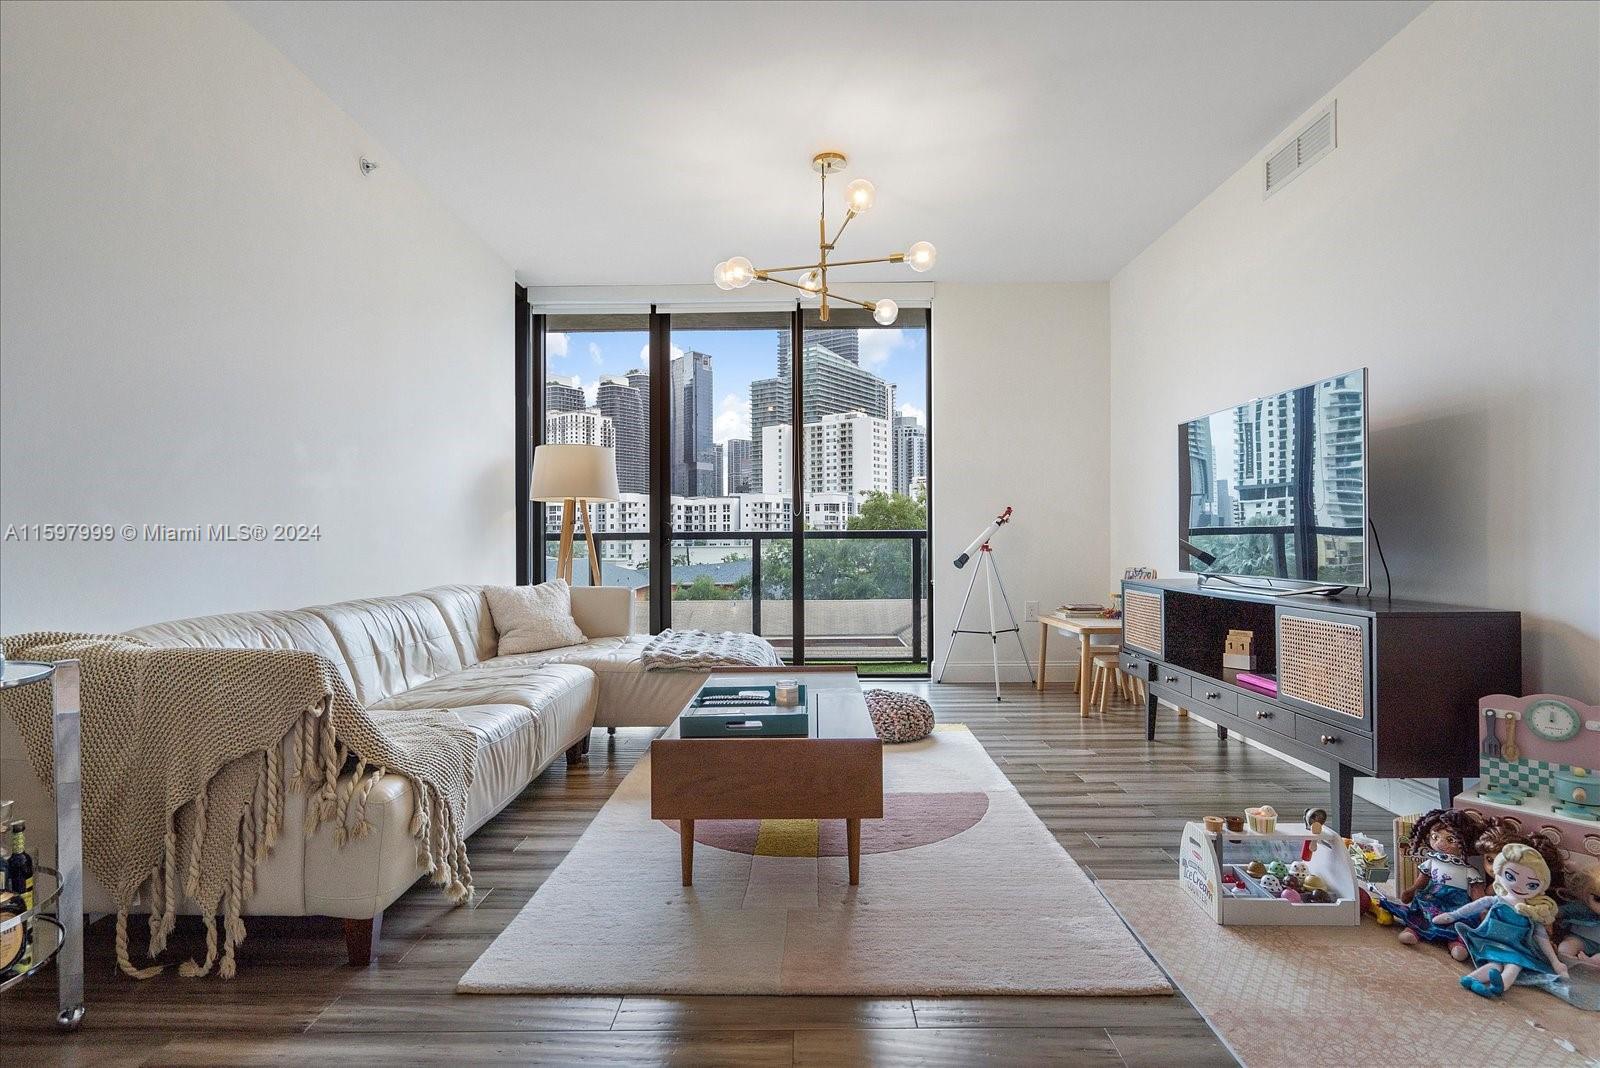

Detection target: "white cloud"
[548, 332, 569, 358]
[588, 341, 604, 366]
[638, 341, 685, 365]
[858, 329, 907, 369]
[714, 393, 751, 445]
[899, 403, 926, 425]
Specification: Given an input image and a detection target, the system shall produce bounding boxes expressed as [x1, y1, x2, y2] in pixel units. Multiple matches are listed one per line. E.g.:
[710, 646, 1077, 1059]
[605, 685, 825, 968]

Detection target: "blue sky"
[547, 327, 928, 445]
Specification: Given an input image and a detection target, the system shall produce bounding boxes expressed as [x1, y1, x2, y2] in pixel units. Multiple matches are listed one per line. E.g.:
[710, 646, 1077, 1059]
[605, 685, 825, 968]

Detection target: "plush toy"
[1556, 864, 1600, 962]
[1435, 843, 1567, 999]
[1375, 808, 1486, 958]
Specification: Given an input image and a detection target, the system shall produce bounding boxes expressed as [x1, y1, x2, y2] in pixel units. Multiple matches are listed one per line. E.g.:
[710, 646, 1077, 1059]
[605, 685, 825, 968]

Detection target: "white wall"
[932, 283, 1110, 682]
[1109, 1, 1600, 698]
[0, 1, 514, 632]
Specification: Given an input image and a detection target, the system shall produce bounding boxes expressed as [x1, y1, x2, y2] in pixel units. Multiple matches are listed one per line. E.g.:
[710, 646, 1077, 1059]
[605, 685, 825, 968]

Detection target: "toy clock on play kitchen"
[1526, 698, 1584, 742]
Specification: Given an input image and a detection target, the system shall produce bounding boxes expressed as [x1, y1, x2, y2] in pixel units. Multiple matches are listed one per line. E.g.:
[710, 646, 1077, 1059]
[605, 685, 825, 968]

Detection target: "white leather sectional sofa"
[0, 583, 705, 964]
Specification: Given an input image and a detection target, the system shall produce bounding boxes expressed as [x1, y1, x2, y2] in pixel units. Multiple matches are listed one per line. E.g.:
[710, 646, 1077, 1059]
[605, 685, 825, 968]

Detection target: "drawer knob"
[1320, 734, 1337, 745]
[1204, 691, 1221, 700]
[1164, 675, 1177, 683]
[1256, 710, 1271, 719]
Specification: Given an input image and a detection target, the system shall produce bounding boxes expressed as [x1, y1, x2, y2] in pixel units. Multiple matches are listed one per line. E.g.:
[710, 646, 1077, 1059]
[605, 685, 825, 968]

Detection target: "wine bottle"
[5, 820, 33, 972]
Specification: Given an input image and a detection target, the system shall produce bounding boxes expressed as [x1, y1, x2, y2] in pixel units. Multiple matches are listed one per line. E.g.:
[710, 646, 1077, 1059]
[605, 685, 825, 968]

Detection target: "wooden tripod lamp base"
[555, 497, 603, 586]
[530, 444, 619, 588]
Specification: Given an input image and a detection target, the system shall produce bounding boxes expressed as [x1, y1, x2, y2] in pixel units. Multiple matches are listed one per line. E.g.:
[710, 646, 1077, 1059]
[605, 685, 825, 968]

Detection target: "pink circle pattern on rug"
[658, 791, 990, 856]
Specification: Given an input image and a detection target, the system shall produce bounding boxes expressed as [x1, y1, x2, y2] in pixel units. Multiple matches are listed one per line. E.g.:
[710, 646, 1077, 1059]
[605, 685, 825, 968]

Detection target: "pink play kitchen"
[1454, 694, 1600, 861]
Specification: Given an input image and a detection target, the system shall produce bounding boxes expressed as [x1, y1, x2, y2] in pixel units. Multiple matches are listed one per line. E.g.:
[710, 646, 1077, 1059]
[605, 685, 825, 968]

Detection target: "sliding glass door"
[525, 305, 931, 675]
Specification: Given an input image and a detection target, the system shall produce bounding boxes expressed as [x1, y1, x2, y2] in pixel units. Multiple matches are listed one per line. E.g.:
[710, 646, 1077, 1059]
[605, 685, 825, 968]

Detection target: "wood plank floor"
[5, 682, 1397, 1066]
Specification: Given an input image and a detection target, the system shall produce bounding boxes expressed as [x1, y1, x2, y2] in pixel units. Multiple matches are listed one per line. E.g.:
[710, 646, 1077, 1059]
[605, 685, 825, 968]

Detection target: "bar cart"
[0, 659, 85, 1030]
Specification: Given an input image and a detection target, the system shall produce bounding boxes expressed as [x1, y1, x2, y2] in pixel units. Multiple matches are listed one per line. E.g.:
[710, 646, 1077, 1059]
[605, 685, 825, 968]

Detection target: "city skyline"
[546, 326, 928, 449]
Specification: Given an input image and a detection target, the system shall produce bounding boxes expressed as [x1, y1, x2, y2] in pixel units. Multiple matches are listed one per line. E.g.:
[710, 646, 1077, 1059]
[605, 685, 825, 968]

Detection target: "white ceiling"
[233, 1, 1425, 285]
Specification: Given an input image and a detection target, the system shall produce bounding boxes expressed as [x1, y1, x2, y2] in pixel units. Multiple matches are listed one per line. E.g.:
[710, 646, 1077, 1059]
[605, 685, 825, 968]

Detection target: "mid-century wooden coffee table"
[650, 667, 883, 886]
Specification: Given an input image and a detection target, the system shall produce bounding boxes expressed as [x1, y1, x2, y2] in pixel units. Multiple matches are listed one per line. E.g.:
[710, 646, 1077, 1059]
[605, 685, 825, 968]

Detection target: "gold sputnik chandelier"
[713, 150, 936, 324]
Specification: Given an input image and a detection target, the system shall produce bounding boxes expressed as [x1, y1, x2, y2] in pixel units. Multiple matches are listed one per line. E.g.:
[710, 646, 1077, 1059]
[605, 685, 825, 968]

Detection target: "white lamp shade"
[530, 444, 620, 502]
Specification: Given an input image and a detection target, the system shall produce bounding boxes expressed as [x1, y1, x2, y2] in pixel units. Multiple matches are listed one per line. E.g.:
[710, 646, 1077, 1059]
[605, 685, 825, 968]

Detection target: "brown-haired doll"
[1556, 863, 1600, 962]
[1375, 808, 1487, 958]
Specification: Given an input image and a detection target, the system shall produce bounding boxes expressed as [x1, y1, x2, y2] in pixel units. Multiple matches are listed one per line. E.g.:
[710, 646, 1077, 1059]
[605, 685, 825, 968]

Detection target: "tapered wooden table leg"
[846, 818, 861, 885]
[680, 819, 694, 886]
[1078, 634, 1093, 716]
[1036, 622, 1049, 692]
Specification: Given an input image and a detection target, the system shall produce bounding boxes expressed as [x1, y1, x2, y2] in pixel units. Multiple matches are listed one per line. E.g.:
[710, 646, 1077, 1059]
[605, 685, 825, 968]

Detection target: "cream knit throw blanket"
[0, 632, 477, 980]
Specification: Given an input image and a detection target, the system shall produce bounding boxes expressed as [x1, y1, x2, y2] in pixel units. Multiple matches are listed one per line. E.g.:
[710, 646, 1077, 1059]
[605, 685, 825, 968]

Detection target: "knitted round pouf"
[864, 689, 935, 743]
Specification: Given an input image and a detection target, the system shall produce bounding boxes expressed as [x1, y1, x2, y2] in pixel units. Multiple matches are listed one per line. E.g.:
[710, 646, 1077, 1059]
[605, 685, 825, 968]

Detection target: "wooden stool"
[1087, 651, 1122, 714]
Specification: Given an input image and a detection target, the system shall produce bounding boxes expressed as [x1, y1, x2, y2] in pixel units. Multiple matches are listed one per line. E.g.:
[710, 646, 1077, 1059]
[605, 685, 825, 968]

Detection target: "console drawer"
[1294, 715, 1375, 772]
[1118, 652, 1150, 680]
[1238, 695, 1293, 740]
[1151, 664, 1191, 697]
[1191, 681, 1236, 717]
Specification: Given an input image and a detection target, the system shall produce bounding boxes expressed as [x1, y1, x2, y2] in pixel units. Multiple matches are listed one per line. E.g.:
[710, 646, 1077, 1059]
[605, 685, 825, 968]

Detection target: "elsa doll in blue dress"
[1434, 843, 1567, 999]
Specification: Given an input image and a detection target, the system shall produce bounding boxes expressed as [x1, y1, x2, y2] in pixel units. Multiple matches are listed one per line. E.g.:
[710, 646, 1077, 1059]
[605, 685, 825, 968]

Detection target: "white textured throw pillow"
[485, 581, 587, 656]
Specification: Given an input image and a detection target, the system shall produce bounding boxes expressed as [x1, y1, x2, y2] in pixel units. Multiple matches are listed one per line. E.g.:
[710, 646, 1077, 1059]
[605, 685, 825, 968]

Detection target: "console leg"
[1216, 723, 1228, 741]
[1145, 689, 1158, 742]
[1438, 776, 1463, 808]
[1331, 764, 1356, 838]
[344, 913, 382, 967]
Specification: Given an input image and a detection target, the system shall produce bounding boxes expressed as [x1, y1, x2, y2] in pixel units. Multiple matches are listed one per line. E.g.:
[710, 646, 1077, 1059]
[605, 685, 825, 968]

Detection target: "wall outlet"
[1024, 600, 1040, 622]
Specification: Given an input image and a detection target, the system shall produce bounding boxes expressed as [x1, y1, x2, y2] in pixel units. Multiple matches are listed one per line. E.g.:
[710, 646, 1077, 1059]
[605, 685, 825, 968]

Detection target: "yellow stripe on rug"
[754, 819, 819, 857]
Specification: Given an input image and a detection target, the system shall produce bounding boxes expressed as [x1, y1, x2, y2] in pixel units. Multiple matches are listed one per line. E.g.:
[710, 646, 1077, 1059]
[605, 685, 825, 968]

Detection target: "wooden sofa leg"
[344, 913, 381, 967]
[565, 735, 590, 765]
[607, 726, 616, 735]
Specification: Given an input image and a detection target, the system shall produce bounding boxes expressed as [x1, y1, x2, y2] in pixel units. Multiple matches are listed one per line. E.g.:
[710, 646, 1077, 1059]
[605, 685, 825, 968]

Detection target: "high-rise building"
[763, 412, 891, 506]
[545, 374, 585, 414]
[1232, 390, 1296, 525]
[725, 438, 754, 494]
[713, 442, 725, 496]
[778, 327, 860, 365]
[748, 373, 789, 493]
[669, 351, 715, 496]
[749, 335, 891, 492]
[545, 408, 614, 448]
[892, 412, 928, 497]
[596, 375, 647, 493]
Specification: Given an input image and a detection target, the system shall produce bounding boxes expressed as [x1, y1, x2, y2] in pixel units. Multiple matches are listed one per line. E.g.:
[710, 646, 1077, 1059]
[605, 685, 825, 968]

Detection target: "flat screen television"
[1177, 368, 1367, 588]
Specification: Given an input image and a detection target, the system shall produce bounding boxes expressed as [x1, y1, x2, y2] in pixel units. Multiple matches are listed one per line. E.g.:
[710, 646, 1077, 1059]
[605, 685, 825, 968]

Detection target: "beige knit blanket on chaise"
[0, 633, 478, 980]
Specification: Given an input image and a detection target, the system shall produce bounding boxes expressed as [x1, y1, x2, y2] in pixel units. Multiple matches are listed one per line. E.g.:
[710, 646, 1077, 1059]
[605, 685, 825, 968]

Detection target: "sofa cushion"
[373, 663, 598, 830]
[485, 581, 587, 655]
[125, 608, 359, 697]
[487, 636, 704, 730]
[420, 584, 498, 668]
[307, 593, 464, 706]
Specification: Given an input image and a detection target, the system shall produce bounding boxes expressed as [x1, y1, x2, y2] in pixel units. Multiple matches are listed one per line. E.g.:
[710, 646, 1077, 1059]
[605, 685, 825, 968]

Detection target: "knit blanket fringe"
[1, 633, 477, 980]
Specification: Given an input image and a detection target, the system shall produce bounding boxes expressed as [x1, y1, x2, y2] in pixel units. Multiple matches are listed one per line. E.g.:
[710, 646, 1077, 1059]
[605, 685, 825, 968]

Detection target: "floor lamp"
[530, 444, 620, 586]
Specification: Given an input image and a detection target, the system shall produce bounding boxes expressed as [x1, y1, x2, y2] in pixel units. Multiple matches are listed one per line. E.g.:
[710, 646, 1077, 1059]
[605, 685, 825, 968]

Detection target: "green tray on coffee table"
[681, 685, 809, 737]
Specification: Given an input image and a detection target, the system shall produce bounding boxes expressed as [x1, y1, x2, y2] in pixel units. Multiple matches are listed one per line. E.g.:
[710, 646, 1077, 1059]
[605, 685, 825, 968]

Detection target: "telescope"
[939, 506, 1031, 699]
[953, 506, 1012, 569]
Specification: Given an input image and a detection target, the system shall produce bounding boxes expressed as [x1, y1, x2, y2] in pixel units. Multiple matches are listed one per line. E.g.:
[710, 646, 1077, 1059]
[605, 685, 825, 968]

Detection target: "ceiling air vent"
[1264, 101, 1336, 198]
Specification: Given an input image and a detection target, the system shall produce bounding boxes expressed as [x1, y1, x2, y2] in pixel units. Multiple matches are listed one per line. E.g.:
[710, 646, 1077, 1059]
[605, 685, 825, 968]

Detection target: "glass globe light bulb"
[844, 178, 876, 214]
[713, 261, 734, 291]
[905, 241, 937, 272]
[725, 255, 754, 289]
[873, 298, 899, 326]
[799, 268, 822, 293]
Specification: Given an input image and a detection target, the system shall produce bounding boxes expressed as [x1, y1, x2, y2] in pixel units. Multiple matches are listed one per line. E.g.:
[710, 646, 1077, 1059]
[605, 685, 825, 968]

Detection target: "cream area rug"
[1100, 880, 1600, 1068]
[458, 726, 1171, 996]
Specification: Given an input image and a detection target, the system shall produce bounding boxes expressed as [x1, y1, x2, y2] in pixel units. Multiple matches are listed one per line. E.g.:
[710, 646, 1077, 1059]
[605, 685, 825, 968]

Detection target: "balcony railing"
[542, 528, 929, 673]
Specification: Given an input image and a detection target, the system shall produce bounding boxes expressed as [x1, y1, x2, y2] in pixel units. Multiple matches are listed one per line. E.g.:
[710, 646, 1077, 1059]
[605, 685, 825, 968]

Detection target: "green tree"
[847, 490, 926, 531]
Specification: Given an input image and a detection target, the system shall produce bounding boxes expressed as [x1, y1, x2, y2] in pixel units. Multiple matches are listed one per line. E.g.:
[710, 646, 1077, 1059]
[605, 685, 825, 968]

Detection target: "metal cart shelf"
[1, 659, 85, 1030]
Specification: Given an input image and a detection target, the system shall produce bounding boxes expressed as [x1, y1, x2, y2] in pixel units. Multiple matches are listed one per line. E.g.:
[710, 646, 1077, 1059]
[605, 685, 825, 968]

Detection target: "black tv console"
[1119, 578, 1521, 835]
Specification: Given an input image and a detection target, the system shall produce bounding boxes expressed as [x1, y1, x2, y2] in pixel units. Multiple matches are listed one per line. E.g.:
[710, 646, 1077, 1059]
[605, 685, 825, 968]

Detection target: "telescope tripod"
[936, 542, 1034, 700]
